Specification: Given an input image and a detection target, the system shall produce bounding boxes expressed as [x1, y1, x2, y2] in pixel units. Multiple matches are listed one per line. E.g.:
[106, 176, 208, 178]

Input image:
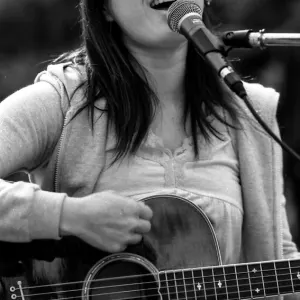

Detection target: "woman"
[0, 0, 299, 296]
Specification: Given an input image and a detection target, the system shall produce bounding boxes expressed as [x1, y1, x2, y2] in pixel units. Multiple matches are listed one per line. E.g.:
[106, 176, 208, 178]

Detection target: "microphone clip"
[222, 29, 268, 50]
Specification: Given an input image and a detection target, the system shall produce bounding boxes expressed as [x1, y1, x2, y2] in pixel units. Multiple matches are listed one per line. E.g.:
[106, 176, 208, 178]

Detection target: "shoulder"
[239, 81, 280, 128]
[34, 62, 88, 114]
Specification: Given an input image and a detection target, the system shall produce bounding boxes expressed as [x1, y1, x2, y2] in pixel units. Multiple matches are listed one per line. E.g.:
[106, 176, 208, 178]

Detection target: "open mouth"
[150, 0, 176, 10]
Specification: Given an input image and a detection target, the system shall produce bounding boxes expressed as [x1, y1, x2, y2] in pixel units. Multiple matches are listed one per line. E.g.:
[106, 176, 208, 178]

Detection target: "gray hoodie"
[0, 62, 299, 271]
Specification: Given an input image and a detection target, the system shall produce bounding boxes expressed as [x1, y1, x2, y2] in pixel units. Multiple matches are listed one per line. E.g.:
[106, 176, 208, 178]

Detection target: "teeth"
[150, 0, 175, 8]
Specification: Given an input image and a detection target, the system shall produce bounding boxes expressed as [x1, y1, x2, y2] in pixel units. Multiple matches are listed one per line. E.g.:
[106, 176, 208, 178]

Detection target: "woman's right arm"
[0, 79, 152, 254]
[0, 80, 66, 242]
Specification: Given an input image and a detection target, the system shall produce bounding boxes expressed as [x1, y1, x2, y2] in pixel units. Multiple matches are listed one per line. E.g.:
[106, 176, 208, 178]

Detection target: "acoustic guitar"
[1, 195, 300, 299]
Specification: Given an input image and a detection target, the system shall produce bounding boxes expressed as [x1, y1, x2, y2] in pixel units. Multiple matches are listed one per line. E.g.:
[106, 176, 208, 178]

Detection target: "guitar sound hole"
[88, 261, 159, 300]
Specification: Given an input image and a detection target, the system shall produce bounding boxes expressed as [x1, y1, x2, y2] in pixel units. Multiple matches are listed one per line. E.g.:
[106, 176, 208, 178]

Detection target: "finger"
[134, 219, 151, 234]
[137, 203, 153, 220]
[127, 233, 143, 245]
[109, 243, 127, 253]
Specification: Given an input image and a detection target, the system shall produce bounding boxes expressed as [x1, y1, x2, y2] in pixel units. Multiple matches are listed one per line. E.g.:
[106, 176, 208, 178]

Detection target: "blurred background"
[0, 0, 300, 246]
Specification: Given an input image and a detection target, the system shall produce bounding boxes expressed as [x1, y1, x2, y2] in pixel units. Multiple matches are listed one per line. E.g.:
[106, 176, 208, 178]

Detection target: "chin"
[142, 36, 186, 50]
[159, 31, 186, 47]
[128, 26, 187, 50]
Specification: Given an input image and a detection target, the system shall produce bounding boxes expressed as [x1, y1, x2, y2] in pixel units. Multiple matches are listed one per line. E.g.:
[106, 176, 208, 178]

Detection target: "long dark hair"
[54, 0, 241, 163]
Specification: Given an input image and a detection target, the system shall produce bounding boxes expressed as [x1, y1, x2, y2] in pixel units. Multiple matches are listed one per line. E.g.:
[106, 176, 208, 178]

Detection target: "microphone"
[222, 29, 300, 49]
[167, 0, 247, 99]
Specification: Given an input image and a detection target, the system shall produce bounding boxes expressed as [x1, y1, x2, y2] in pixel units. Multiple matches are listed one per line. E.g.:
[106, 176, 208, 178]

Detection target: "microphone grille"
[167, 0, 203, 33]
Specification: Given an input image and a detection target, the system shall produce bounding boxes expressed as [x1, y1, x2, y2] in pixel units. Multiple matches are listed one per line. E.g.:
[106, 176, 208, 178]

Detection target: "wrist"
[59, 196, 82, 237]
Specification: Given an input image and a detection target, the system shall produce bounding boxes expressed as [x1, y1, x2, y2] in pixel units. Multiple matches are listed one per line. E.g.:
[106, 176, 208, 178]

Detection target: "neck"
[126, 41, 188, 104]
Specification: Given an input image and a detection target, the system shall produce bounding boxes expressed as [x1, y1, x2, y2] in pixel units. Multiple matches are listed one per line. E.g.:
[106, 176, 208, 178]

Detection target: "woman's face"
[107, 0, 205, 49]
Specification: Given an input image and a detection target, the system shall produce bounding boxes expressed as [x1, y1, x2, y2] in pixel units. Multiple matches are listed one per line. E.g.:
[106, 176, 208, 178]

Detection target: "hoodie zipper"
[279, 200, 284, 258]
[54, 115, 68, 193]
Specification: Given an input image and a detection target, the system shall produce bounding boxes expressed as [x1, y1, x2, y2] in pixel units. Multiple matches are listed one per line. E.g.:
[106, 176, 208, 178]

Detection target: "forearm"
[0, 81, 67, 241]
[0, 180, 65, 242]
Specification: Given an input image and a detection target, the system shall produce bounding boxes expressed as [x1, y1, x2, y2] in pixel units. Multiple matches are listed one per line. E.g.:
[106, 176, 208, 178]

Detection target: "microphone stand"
[223, 29, 300, 49]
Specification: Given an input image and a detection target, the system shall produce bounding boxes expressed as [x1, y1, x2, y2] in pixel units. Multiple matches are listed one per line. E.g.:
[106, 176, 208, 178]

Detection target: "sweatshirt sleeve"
[273, 117, 300, 259]
[281, 193, 300, 259]
[0, 81, 67, 241]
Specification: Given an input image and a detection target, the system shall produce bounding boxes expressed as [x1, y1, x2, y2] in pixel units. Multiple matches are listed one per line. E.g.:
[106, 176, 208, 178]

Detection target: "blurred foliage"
[0, 0, 80, 99]
[1, 0, 300, 242]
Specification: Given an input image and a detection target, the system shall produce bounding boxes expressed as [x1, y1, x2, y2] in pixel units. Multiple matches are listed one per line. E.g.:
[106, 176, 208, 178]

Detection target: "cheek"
[115, 15, 152, 45]
[110, 0, 143, 26]
[111, 4, 147, 35]
[110, 7, 156, 43]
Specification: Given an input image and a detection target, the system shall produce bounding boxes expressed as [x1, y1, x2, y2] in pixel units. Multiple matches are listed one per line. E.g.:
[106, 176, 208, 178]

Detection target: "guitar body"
[4, 195, 222, 299]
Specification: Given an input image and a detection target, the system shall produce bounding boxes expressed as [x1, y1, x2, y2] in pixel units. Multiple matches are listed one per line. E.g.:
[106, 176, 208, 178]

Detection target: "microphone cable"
[167, 0, 300, 162]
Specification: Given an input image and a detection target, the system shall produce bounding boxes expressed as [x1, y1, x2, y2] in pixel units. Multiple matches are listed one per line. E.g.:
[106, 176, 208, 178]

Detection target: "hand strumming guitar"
[59, 191, 153, 253]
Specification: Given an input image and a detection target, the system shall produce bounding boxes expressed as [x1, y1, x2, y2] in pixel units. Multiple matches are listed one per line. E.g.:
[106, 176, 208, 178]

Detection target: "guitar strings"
[12, 272, 300, 299]
[14, 264, 300, 292]
[18, 273, 299, 293]
[13, 279, 300, 300]
[13, 270, 300, 297]
[33, 293, 300, 300]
